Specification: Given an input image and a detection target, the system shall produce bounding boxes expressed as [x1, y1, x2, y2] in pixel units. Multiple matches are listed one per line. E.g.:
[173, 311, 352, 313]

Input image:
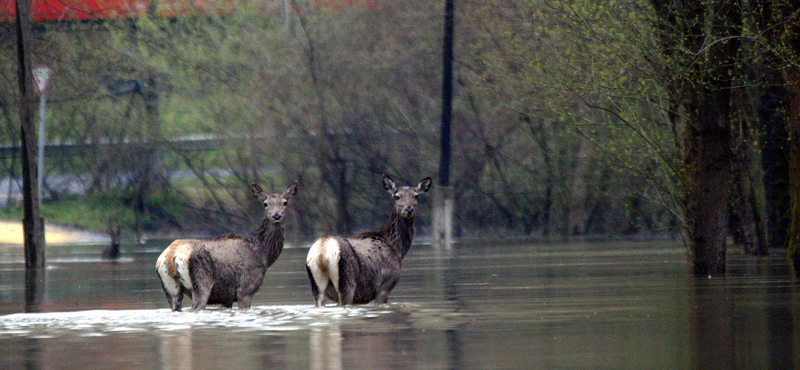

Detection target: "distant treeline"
[1, 0, 799, 275]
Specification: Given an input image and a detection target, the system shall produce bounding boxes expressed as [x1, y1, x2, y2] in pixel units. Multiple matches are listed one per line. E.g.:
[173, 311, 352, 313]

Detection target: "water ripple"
[0, 305, 392, 338]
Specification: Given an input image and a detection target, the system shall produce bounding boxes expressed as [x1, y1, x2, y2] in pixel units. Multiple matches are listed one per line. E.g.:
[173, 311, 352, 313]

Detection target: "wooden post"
[15, 0, 45, 269]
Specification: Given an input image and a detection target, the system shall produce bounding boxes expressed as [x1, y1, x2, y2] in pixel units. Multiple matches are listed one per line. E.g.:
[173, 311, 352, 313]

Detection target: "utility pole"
[15, 0, 46, 269]
[433, 0, 455, 250]
[439, 0, 454, 187]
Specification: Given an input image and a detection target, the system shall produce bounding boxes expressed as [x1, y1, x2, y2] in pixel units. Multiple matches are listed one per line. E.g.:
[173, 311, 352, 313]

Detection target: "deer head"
[107, 225, 121, 246]
[382, 174, 432, 218]
[251, 182, 298, 223]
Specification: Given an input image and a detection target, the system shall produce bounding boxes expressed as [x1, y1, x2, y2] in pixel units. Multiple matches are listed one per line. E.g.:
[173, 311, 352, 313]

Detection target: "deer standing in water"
[305, 174, 432, 306]
[102, 226, 121, 261]
[155, 182, 297, 311]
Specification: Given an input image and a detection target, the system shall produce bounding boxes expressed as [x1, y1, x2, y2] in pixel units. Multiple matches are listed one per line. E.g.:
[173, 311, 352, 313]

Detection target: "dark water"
[0, 240, 798, 370]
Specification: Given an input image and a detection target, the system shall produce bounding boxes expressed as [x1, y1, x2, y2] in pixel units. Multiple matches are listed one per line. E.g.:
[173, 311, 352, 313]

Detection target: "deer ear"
[283, 181, 298, 199]
[382, 174, 397, 194]
[250, 183, 264, 198]
[416, 177, 433, 194]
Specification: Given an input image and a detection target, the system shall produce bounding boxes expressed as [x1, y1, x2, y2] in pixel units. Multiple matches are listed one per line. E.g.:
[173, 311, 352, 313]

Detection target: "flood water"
[0, 240, 798, 370]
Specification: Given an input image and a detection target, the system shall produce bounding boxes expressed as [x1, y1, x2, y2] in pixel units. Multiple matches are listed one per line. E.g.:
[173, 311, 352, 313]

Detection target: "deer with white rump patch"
[306, 174, 432, 306]
[155, 182, 297, 311]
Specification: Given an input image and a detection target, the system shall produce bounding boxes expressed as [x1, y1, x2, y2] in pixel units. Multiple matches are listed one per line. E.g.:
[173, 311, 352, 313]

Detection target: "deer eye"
[282, 200, 288, 205]
[393, 194, 400, 200]
[414, 194, 418, 199]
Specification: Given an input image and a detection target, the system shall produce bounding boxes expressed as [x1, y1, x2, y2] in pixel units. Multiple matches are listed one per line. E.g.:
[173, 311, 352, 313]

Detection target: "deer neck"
[249, 217, 285, 268]
[383, 210, 415, 259]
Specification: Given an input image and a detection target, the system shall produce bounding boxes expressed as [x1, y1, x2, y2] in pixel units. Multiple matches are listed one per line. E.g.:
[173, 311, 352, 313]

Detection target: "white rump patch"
[306, 237, 342, 298]
[174, 252, 192, 291]
[323, 238, 341, 293]
[156, 242, 195, 296]
[156, 252, 181, 296]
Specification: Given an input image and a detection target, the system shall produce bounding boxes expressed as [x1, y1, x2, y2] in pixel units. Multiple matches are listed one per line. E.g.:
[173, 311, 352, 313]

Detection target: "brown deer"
[102, 226, 121, 260]
[155, 182, 297, 311]
[305, 174, 431, 306]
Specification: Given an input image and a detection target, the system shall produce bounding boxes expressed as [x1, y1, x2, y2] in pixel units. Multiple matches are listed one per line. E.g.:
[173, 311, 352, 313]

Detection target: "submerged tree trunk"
[787, 81, 800, 275]
[786, 78, 800, 278]
[759, 74, 790, 249]
[684, 106, 733, 276]
[731, 148, 766, 256]
[652, 0, 741, 276]
[752, 0, 800, 272]
[731, 89, 769, 256]
[567, 138, 591, 236]
[778, 6, 800, 277]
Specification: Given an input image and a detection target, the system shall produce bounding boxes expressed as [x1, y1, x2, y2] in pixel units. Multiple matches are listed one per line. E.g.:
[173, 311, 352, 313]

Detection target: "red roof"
[0, 0, 373, 22]
[1, 0, 240, 22]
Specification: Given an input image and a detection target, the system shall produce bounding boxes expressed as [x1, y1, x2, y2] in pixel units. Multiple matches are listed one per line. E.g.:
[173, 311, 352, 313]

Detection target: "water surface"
[0, 240, 798, 369]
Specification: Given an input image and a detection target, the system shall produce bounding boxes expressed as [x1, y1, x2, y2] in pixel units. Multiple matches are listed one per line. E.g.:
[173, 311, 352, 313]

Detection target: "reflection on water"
[159, 329, 193, 370]
[0, 240, 798, 369]
[24, 269, 44, 314]
[310, 325, 341, 370]
[689, 277, 735, 370]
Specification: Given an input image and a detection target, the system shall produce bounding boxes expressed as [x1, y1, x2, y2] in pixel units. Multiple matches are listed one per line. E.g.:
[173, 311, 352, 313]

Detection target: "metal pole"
[15, 0, 46, 269]
[37, 92, 45, 204]
[434, 0, 455, 250]
[439, 0, 454, 187]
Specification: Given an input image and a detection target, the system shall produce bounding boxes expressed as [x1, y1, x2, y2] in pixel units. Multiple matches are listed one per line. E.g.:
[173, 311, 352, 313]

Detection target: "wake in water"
[0, 305, 396, 338]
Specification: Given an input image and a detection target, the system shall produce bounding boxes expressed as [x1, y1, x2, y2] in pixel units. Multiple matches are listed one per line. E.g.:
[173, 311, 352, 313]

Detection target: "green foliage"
[0, 188, 183, 232]
[0, 0, 698, 238]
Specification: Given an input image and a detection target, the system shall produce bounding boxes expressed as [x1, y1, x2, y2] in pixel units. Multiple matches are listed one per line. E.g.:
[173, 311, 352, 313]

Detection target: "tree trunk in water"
[533, 119, 553, 238]
[787, 81, 800, 275]
[759, 74, 790, 249]
[731, 155, 766, 255]
[652, 0, 740, 276]
[778, 5, 800, 276]
[684, 113, 733, 276]
[567, 139, 591, 236]
[752, 0, 800, 272]
[730, 88, 768, 256]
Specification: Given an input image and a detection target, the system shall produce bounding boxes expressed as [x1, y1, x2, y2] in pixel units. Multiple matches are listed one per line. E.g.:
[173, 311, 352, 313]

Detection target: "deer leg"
[172, 293, 184, 312]
[166, 285, 185, 312]
[236, 286, 254, 310]
[306, 265, 330, 307]
[238, 295, 253, 310]
[324, 283, 339, 306]
[163, 293, 176, 311]
[157, 270, 184, 312]
[374, 290, 389, 304]
[190, 283, 213, 311]
[340, 288, 355, 306]
[334, 275, 354, 306]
